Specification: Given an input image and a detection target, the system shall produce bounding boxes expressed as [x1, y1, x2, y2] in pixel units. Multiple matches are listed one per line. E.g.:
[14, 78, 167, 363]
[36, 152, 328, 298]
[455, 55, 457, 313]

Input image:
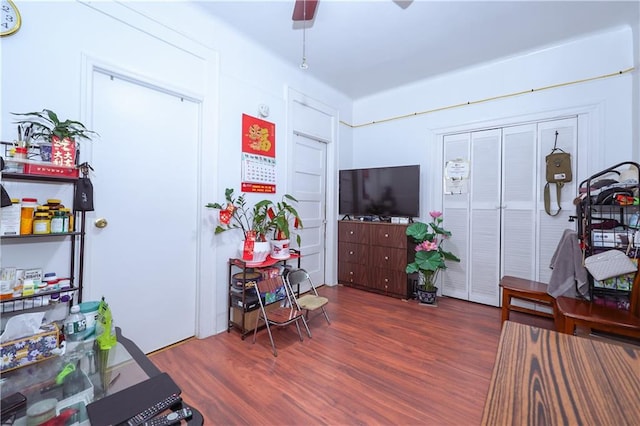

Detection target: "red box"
[24, 163, 79, 178]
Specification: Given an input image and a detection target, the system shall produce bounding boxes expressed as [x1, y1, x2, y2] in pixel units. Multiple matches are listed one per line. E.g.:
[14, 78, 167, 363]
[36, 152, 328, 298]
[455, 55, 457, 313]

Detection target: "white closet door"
[442, 133, 470, 300]
[501, 124, 537, 281]
[536, 118, 578, 283]
[469, 129, 502, 305]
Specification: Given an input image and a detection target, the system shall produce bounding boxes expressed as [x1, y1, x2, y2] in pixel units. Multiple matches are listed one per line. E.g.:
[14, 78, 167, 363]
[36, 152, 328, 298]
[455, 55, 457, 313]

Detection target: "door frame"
[286, 87, 339, 285]
[435, 105, 597, 303]
[78, 1, 220, 339]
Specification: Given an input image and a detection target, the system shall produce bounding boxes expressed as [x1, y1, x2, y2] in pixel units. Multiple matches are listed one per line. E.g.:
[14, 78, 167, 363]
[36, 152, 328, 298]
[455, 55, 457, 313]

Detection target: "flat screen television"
[339, 165, 420, 218]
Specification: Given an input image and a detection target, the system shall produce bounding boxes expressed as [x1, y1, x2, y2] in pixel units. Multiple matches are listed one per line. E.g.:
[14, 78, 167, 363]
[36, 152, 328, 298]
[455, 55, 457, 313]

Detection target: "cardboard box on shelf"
[24, 162, 78, 178]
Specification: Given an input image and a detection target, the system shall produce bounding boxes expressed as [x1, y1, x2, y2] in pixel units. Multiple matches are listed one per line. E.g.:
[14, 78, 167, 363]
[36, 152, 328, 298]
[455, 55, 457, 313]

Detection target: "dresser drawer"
[370, 246, 407, 272]
[370, 224, 407, 248]
[369, 267, 409, 297]
[338, 262, 369, 286]
[338, 221, 370, 244]
[338, 242, 369, 265]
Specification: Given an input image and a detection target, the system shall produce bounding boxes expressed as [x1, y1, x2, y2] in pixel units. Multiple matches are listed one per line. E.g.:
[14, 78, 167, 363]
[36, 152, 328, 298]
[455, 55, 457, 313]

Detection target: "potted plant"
[266, 194, 303, 259]
[405, 211, 460, 304]
[12, 109, 97, 164]
[205, 188, 303, 263]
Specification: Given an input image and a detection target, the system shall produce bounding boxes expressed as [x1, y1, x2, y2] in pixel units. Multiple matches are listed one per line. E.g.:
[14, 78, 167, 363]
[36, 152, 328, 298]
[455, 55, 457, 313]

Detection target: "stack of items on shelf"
[1, 197, 74, 237]
[0, 268, 73, 313]
[576, 161, 639, 310]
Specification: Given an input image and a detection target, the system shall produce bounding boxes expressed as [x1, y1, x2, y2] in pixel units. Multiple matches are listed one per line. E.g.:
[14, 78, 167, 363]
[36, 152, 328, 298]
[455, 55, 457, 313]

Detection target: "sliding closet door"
[468, 129, 503, 305]
[442, 133, 471, 300]
[501, 124, 537, 280]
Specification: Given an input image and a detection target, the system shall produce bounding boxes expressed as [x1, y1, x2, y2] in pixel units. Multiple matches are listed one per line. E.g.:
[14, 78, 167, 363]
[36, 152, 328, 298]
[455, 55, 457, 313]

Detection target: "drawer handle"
[349, 231, 354, 235]
[349, 251, 354, 255]
[384, 278, 389, 283]
[384, 256, 389, 260]
[349, 271, 353, 275]
[384, 233, 389, 238]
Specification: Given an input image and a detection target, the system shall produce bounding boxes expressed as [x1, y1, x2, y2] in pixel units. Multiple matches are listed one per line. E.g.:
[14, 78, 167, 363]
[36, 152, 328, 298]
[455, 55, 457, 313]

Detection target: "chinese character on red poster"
[241, 114, 276, 193]
[51, 136, 76, 167]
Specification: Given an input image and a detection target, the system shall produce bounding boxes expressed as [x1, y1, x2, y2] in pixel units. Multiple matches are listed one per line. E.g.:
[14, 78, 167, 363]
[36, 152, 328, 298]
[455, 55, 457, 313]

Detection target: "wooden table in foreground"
[482, 321, 640, 425]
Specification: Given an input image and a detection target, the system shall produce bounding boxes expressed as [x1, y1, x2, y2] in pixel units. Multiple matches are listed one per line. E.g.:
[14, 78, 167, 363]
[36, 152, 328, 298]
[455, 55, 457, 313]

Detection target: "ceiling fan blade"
[292, 0, 319, 21]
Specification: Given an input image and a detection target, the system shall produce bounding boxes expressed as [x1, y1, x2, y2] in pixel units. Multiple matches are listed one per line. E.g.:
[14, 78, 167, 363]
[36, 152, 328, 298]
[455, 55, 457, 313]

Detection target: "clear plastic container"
[64, 305, 87, 341]
[20, 198, 37, 235]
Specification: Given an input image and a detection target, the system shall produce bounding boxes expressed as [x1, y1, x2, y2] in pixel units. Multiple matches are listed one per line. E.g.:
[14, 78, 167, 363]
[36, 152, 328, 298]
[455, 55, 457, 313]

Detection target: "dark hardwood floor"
[149, 285, 553, 425]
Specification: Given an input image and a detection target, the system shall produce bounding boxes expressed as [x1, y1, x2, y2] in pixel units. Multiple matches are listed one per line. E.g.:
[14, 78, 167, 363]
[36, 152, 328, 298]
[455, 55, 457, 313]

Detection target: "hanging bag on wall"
[544, 131, 572, 216]
[74, 163, 95, 212]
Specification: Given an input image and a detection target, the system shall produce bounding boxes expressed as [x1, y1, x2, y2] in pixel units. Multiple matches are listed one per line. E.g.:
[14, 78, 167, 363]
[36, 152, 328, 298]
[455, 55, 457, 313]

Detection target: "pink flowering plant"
[405, 211, 460, 290]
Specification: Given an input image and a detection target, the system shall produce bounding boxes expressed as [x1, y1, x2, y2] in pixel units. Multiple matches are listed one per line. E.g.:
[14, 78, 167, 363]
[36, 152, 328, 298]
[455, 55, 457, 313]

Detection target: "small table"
[1, 328, 203, 425]
[482, 321, 640, 425]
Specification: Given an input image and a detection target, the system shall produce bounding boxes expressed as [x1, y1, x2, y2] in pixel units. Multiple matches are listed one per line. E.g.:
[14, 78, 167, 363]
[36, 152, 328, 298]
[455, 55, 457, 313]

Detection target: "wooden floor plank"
[149, 285, 554, 425]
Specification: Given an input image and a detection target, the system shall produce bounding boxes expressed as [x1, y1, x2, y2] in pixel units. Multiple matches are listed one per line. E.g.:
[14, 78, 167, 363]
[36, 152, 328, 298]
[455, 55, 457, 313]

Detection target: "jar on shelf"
[60, 208, 71, 232]
[20, 197, 37, 235]
[45, 199, 63, 210]
[33, 212, 51, 234]
[50, 211, 65, 233]
[36, 205, 51, 218]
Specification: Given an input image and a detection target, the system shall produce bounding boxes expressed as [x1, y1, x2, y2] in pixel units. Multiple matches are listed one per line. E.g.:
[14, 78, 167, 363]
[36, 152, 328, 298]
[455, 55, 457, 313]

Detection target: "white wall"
[2, 1, 637, 338]
[0, 0, 352, 338]
[349, 26, 637, 221]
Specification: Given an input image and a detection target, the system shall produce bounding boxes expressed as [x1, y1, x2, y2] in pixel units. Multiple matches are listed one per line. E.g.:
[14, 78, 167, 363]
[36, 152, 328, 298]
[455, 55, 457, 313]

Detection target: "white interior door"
[501, 124, 537, 280]
[292, 134, 327, 289]
[86, 70, 199, 353]
[468, 129, 502, 305]
[442, 133, 471, 300]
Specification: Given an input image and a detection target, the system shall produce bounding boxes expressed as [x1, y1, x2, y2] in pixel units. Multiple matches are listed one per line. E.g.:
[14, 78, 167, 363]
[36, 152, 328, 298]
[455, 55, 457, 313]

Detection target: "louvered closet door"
[468, 129, 503, 305]
[501, 124, 537, 282]
[442, 133, 471, 300]
[536, 118, 578, 283]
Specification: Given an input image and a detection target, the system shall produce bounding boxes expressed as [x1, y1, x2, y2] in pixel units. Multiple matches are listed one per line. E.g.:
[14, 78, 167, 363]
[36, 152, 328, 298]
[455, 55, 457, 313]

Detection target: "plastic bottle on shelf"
[64, 305, 87, 342]
[20, 198, 37, 235]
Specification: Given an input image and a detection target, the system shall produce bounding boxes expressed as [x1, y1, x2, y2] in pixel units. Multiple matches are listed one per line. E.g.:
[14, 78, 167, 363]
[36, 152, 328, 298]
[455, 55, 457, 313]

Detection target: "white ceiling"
[195, 1, 640, 99]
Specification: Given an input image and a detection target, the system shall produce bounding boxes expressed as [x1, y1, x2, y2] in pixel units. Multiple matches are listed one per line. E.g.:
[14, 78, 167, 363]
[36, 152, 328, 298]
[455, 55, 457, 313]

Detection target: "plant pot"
[417, 286, 438, 304]
[237, 240, 271, 265]
[270, 239, 290, 260]
[39, 143, 52, 162]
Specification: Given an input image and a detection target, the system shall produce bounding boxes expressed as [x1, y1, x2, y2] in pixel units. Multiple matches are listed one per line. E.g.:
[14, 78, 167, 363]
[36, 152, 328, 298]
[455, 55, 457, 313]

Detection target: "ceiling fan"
[292, 0, 318, 21]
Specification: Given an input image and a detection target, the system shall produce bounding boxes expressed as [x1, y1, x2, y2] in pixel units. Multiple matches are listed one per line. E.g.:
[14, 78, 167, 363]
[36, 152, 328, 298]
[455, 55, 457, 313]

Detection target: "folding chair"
[252, 276, 310, 357]
[285, 268, 331, 333]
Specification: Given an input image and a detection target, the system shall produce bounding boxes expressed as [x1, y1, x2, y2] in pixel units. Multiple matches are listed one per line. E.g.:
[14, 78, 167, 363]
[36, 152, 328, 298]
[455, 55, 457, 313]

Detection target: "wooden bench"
[555, 266, 640, 340]
[500, 276, 556, 323]
[556, 296, 640, 339]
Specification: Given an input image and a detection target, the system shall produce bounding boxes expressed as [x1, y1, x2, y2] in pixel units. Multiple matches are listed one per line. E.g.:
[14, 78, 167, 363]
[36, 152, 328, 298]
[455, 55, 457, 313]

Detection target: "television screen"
[339, 165, 420, 218]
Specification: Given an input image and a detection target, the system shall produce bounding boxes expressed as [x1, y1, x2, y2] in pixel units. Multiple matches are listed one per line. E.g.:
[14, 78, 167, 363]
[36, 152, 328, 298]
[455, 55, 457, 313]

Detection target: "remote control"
[142, 408, 192, 426]
[126, 394, 182, 426]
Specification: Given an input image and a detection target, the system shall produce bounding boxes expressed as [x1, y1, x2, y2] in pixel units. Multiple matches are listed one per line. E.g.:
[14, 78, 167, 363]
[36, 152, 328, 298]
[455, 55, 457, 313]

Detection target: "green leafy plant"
[268, 194, 303, 246]
[206, 188, 272, 241]
[12, 109, 98, 144]
[205, 188, 303, 245]
[406, 211, 460, 290]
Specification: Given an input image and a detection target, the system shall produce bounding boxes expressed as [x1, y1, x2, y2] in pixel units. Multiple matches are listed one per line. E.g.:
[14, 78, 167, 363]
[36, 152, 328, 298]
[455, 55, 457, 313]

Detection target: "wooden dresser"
[337, 220, 411, 299]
